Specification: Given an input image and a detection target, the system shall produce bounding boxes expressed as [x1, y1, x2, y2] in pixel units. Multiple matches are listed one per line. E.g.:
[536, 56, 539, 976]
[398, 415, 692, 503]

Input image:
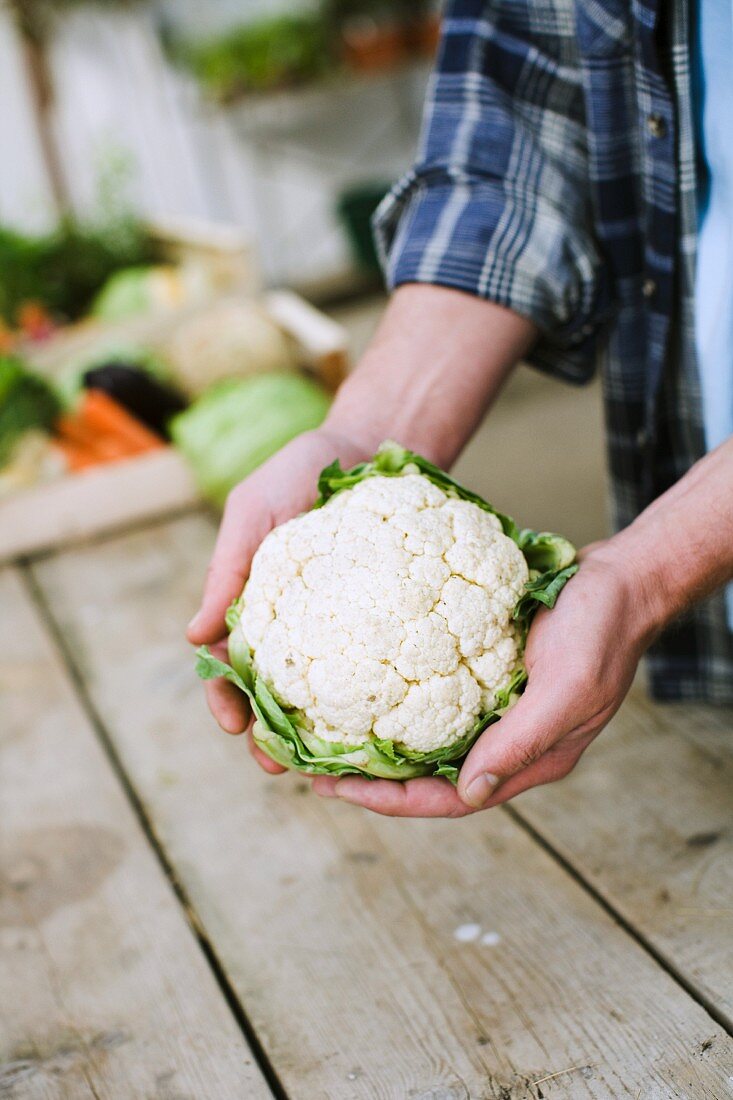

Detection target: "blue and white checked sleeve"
[373, 0, 612, 382]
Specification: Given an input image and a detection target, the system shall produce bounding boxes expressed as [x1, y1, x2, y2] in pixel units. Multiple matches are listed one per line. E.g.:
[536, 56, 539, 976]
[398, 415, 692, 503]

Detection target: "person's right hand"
[186, 427, 369, 769]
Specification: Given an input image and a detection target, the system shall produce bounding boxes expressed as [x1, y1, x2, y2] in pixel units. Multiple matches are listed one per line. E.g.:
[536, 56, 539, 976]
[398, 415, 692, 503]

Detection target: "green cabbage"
[90, 266, 162, 322]
[171, 371, 331, 506]
[196, 441, 578, 782]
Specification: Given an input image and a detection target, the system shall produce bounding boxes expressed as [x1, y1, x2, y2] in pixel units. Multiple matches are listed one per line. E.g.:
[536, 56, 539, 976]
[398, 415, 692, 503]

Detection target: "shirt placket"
[631, 0, 678, 463]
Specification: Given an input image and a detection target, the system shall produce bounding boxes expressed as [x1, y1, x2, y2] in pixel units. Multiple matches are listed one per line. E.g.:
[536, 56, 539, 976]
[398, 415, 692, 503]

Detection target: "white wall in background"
[0, 1, 429, 287]
[224, 66, 429, 285]
[0, 4, 58, 231]
[46, 6, 221, 223]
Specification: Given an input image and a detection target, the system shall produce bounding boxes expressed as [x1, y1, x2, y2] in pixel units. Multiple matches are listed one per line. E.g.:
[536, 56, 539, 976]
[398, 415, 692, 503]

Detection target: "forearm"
[324, 284, 537, 468]
[593, 437, 733, 638]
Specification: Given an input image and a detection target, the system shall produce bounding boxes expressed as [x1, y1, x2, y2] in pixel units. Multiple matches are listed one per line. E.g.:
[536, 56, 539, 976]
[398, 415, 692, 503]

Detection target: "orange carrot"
[79, 390, 164, 453]
[55, 413, 109, 452]
[52, 390, 164, 473]
[55, 416, 138, 462]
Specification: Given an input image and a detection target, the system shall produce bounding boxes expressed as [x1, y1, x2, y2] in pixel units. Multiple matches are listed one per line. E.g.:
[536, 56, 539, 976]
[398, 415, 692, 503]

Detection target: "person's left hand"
[310, 545, 660, 816]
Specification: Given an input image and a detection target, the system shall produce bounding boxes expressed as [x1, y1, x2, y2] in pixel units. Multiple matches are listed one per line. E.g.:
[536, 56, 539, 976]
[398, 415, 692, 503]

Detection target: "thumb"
[457, 673, 587, 809]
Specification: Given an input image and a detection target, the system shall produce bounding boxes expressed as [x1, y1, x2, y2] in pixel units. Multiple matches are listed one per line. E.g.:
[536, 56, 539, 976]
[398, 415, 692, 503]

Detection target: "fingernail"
[187, 611, 202, 634]
[463, 772, 500, 809]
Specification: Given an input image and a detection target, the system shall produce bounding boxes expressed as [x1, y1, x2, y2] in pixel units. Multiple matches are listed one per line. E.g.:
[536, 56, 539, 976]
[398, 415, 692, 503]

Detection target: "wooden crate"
[1, 288, 349, 563]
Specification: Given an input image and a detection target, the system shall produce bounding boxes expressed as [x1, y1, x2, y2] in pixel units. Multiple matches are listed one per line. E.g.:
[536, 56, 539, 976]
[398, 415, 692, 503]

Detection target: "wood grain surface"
[31, 514, 733, 1099]
[515, 687, 733, 1031]
[0, 567, 272, 1100]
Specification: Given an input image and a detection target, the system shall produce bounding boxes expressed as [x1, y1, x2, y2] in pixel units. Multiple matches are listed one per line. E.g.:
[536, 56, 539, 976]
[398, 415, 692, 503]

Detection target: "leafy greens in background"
[0, 218, 159, 329]
[169, 13, 333, 102]
[0, 356, 60, 466]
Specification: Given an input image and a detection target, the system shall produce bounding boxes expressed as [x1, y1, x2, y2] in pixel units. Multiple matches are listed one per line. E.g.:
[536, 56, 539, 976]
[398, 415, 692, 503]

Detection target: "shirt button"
[636, 428, 648, 448]
[642, 277, 657, 299]
[647, 114, 667, 138]
[581, 323, 594, 336]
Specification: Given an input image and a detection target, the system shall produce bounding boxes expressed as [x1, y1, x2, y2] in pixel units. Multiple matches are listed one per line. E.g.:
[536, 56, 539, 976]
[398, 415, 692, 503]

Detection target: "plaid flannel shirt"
[374, 0, 733, 703]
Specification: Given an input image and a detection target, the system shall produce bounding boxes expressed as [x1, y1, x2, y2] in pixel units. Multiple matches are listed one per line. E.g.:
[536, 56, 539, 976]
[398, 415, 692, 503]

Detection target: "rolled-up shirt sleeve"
[373, 0, 613, 383]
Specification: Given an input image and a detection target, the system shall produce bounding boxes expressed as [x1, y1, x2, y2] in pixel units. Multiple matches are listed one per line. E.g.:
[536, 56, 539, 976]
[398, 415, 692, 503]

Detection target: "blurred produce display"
[91, 265, 190, 324]
[0, 218, 159, 348]
[170, 371, 331, 506]
[0, 332, 331, 498]
[0, 427, 65, 497]
[0, 357, 65, 497]
[0, 205, 346, 554]
[82, 363, 188, 440]
[56, 344, 172, 408]
[169, 0, 438, 101]
[0, 357, 58, 448]
[163, 298, 298, 395]
[53, 389, 165, 471]
[0, 352, 176, 492]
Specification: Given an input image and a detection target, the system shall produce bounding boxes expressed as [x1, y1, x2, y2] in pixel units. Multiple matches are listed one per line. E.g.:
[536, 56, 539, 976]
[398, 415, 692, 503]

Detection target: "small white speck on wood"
[453, 923, 482, 943]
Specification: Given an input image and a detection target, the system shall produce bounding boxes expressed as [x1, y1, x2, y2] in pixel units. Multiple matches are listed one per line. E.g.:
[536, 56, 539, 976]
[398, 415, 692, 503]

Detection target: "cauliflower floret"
[239, 473, 528, 754]
[373, 666, 482, 752]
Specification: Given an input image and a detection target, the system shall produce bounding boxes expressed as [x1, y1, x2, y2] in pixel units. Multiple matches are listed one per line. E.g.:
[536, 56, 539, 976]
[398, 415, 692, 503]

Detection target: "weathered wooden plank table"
[2, 506, 732, 1099]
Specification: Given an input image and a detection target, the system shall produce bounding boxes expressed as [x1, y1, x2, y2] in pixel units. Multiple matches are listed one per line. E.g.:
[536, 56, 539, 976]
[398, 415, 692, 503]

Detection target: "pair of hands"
[187, 428, 654, 818]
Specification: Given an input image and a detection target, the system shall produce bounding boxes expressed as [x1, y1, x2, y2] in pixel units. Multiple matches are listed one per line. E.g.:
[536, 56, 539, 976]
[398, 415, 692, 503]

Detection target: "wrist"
[323, 348, 465, 468]
[581, 534, 675, 649]
[322, 285, 533, 471]
[310, 423, 374, 467]
[587, 440, 733, 633]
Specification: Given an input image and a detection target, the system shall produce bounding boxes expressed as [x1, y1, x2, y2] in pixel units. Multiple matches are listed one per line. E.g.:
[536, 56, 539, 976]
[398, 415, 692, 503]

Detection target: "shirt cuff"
[373, 172, 614, 385]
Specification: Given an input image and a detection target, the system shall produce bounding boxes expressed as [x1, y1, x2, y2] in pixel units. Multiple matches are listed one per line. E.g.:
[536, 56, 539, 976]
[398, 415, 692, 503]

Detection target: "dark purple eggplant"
[82, 362, 188, 439]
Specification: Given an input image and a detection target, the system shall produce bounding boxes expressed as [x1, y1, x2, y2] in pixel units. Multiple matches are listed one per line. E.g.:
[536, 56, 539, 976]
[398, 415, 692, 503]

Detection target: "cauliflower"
[239, 473, 527, 752]
[197, 442, 577, 782]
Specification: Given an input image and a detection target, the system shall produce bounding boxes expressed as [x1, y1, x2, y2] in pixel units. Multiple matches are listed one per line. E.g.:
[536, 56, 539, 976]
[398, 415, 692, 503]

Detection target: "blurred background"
[2, 0, 437, 288]
[0, 0, 608, 559]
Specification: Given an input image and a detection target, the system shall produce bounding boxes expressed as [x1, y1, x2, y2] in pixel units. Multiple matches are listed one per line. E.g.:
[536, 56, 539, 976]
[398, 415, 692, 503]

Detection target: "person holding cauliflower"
[189, 0, 733, 817]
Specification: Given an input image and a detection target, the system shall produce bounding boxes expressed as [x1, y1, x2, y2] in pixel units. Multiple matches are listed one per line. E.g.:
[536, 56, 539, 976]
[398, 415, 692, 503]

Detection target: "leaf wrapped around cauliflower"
[196, 441, 578, 783]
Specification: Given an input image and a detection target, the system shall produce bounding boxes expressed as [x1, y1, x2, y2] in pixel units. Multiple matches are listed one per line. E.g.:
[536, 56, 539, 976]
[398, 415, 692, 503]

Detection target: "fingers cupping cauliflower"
[196, 442, 578, 782]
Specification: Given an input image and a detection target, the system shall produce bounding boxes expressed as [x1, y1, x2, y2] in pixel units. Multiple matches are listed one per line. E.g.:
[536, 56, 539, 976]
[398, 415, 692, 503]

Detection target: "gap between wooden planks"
[0, 567, 274, 1100]
[27, 513, 733, 1099]
[507, 685, 733, 1034]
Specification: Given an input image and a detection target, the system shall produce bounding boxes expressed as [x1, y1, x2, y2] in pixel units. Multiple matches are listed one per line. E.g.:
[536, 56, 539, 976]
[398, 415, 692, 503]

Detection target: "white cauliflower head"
[197, 442, 577, 781]
[238, 473, 528, 753]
